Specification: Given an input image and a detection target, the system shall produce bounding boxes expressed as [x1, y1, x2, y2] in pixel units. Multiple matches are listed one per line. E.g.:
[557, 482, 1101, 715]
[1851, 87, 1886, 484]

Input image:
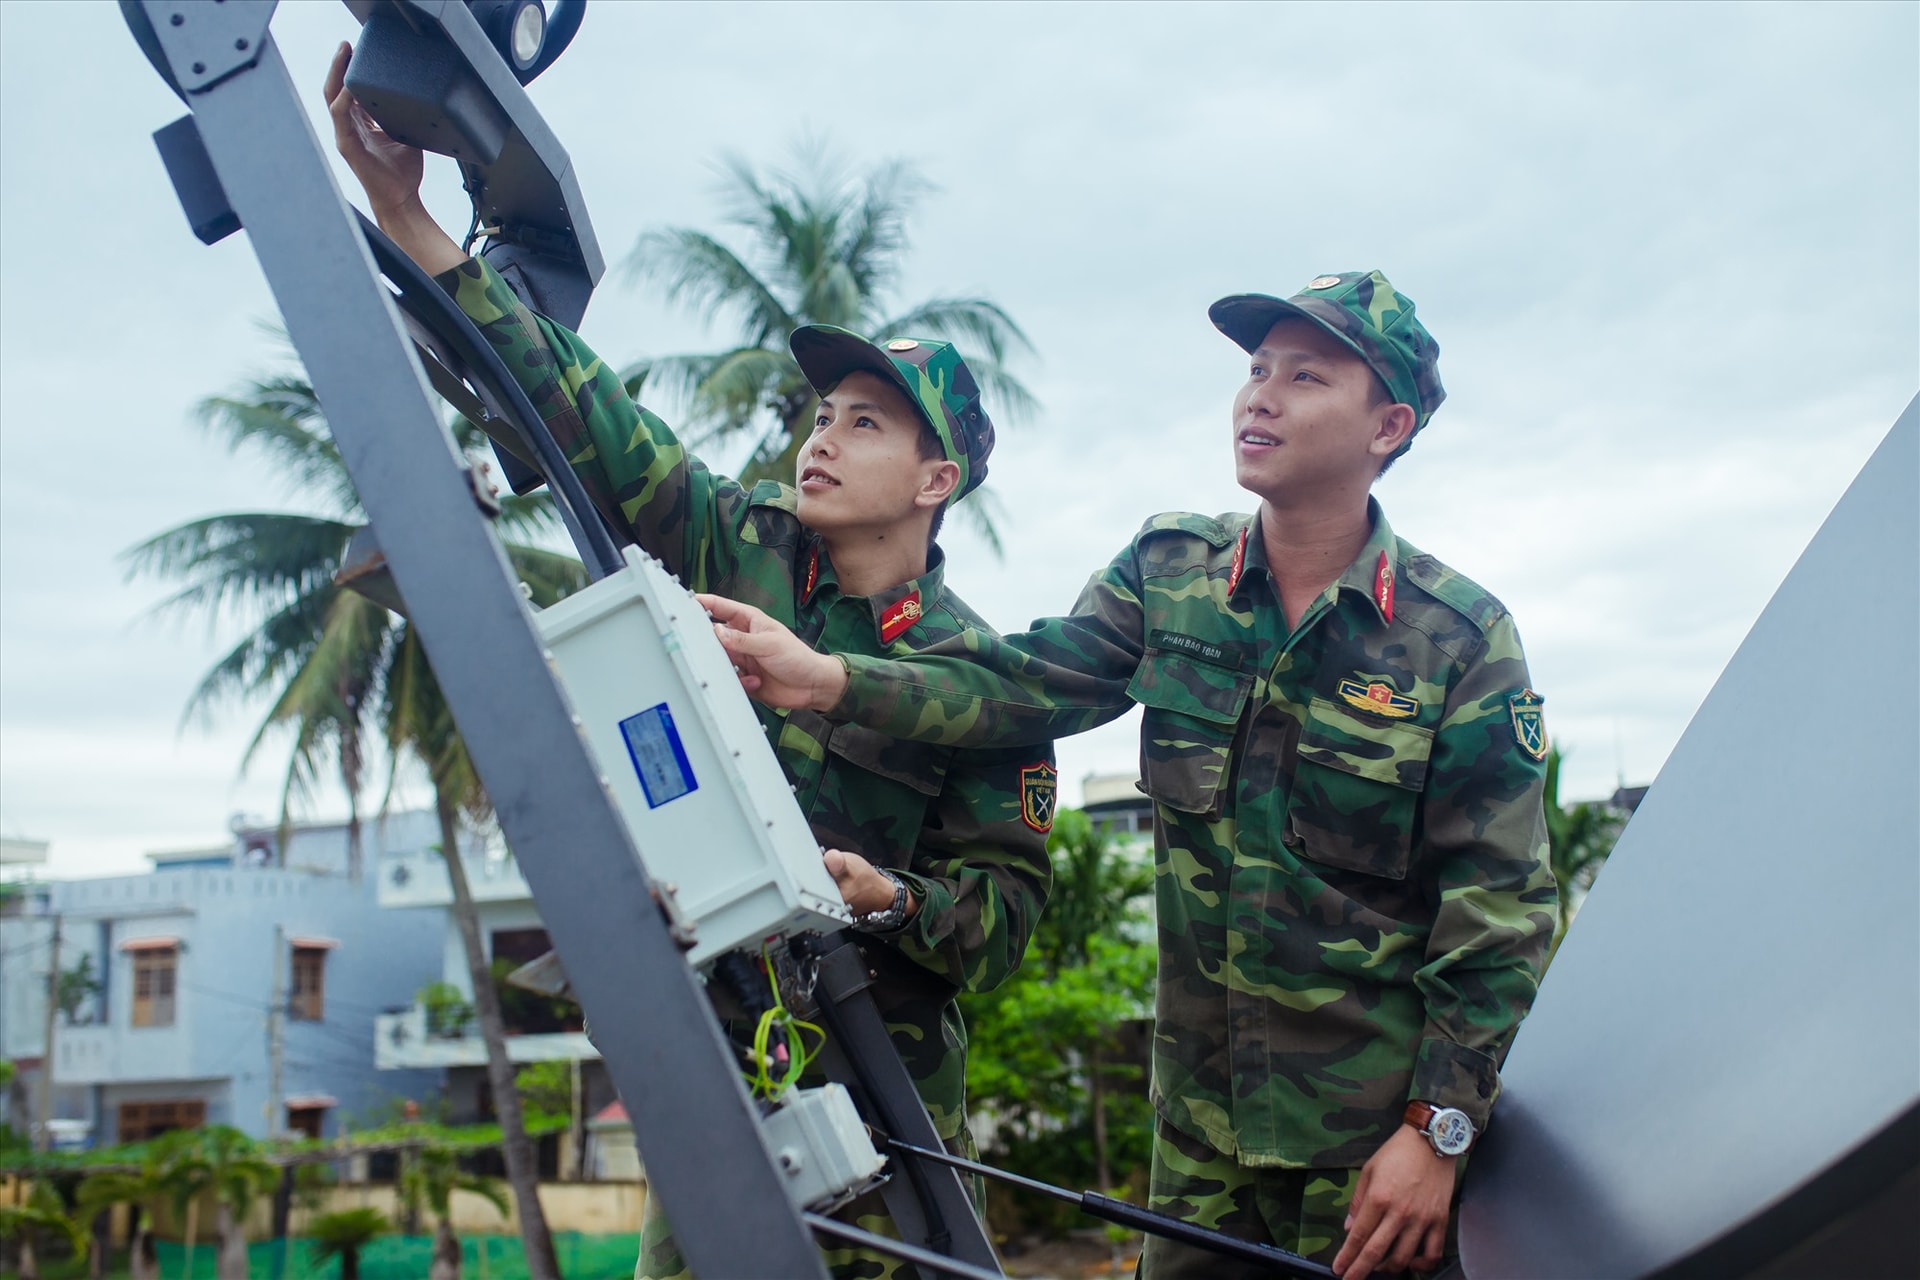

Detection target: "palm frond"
[123, 513, 357, 626]
[838, 158, 931, 299]
[623, 229, 795, 348]
[195, 388, 358, 515]
[690, 346, 796, 425]
[505, 544, 591, 607]
[177, 589, 339, 729]
[949, 484, 1008, 560]
[619, 353, 721, 414]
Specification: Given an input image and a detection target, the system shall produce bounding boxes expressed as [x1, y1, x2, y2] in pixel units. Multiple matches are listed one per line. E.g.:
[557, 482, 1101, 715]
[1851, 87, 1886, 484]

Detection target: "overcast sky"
[2, 1, 1914, 878]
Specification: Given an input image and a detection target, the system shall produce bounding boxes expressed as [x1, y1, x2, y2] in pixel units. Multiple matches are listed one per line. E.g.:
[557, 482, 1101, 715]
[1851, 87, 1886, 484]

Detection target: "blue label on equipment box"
[619, 703, 698, 808]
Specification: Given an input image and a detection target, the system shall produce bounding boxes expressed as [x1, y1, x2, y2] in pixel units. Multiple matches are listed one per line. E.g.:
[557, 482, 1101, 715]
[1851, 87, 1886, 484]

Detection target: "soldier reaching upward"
[323, 44, 1054, 1280]
[704, 271, 1558, 1279]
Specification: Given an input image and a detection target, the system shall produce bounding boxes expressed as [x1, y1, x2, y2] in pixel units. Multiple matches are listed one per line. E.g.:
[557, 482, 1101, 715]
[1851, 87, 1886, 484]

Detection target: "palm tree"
[123, 367, 583, 879]
[0, 1180, 88, 1280]
[623, 144, 1037, 550]
[162, 1126, 279, 1280]
[304, 1208, 389, 1280]
[123, 361, 580, 1280]
[75, 1134, 189, 1280]
[399, 1144, 509, 1280]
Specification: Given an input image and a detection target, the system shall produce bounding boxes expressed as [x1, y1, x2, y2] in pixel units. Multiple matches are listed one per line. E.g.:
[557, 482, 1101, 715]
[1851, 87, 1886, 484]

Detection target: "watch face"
[1430, 1108, 1475, 1156]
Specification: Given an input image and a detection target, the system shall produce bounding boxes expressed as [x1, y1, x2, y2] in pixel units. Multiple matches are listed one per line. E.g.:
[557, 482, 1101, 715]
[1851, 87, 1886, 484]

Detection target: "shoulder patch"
[1508, 688, 1548, 760]
[1019, 761, 1058, 833]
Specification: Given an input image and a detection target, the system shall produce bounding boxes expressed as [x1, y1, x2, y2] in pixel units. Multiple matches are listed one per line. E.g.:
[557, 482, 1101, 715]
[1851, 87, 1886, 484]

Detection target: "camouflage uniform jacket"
[438, 258, 1055, 1140]
[826, 503, 1557, 1167]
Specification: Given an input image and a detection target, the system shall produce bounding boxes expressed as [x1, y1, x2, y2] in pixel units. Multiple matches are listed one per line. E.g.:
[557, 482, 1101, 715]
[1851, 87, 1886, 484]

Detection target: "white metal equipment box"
[532, 548, 851, 967]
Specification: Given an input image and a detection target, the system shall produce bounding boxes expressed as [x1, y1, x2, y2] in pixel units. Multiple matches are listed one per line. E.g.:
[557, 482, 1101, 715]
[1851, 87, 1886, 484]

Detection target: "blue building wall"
[49, 810, 448, 1143]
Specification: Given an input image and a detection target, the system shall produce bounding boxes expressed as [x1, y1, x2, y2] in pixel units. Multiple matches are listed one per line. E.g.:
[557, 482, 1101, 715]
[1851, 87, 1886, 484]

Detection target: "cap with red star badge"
[789, 325, 997, 501]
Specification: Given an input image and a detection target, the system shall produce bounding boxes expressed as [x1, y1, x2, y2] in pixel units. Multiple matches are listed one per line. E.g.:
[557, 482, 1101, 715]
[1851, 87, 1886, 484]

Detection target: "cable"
[353, 212, 626, 580]
[747, 946, 822, 1102]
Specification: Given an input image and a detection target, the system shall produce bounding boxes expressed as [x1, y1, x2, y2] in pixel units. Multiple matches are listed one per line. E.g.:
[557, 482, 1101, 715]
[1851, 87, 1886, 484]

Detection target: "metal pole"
[267, 925, 285, 1139]
[35, 917, 61, 1153]
[123, 5, 826, 1273]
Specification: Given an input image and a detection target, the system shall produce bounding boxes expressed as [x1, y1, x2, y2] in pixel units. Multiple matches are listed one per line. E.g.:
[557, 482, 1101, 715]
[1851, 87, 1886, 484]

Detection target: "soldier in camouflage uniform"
[324, 44, 1054, 1280]
[705, 271, 1559, 1279]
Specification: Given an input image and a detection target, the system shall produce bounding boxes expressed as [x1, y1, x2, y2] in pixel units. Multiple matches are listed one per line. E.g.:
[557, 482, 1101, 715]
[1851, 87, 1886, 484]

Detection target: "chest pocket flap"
[826, 723, 952, 797]
[1288, 697, 1434, 879]
[1127, 651, 1252, 815]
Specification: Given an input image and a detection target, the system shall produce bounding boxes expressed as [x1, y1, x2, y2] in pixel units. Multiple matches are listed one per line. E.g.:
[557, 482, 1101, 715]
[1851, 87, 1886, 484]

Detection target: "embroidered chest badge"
[879, 591, 923, 643]
[1508, 688, 1548, 760]
[1374, 551, 1395, 622]
[1338, 677, 1419, 719]
[1019, 762, 1058, 833]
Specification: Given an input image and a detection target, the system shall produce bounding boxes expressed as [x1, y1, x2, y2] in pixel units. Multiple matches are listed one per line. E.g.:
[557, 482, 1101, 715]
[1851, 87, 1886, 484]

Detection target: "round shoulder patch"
[886, 338, 920, 351]
[1307, 275, 1343, 290]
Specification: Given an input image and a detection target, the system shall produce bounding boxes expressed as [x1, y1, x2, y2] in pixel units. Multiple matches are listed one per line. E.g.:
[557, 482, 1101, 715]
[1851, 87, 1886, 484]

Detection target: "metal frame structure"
[123, 2, 828, 1273]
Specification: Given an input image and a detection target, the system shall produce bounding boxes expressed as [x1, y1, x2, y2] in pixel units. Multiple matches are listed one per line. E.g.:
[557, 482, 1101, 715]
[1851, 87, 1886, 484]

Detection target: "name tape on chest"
[1149, 629, 1251, 670]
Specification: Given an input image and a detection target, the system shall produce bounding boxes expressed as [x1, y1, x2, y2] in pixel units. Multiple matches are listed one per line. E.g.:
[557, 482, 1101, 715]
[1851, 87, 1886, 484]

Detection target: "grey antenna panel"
[1459, 396, 1920, 1279]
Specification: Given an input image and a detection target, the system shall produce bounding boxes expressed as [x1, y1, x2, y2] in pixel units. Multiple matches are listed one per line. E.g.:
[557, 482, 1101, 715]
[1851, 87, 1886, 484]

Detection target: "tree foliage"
[965, 810, 1156, 1234]
[305, 1207, 390, 1280]
[622, 143, 1036, 550]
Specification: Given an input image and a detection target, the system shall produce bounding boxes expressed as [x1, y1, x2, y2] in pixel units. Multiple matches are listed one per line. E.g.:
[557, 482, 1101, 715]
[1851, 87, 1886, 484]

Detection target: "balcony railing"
[374, 1003, 600, 1071]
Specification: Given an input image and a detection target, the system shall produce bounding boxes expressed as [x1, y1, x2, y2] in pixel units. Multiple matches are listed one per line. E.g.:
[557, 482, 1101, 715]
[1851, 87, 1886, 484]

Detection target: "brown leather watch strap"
[1404, 1100, 1436, 1131]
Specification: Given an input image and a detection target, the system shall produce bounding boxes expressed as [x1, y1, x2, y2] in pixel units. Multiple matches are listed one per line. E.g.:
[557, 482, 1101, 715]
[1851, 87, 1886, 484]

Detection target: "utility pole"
[569, 1055, 583, 1181]
[267, 925, 286, 1138]
[35, 916, 60, 1152]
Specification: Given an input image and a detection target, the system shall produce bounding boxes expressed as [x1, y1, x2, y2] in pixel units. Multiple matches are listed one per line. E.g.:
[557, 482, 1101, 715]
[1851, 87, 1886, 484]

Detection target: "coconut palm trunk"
[434, 795, 559, 1280]
[215, 1202, 249, 1280]
[429, 1218, 462, 1280]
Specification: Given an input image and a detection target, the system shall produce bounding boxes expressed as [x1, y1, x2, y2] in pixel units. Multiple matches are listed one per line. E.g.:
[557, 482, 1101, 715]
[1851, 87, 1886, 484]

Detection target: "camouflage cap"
[1209, 270, 1446, 429]
[789, 326, 995, 501]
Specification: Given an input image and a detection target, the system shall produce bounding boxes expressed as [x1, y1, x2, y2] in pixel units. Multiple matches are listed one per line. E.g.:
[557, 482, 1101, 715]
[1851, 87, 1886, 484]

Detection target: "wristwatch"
[1404, 1100, 1476, 1157]
[852, 870, 911, 933]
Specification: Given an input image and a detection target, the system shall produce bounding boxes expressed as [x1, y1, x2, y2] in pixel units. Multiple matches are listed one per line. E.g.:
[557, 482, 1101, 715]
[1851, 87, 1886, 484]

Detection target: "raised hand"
[696, 594, 849, 711]
[322, 42, 464, 275]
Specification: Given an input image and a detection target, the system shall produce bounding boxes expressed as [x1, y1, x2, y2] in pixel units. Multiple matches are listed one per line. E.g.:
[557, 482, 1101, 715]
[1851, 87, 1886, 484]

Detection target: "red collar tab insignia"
[1228, 527, 1249, 594]
[1508, 688, 1548, 760]
[1374, 551, 1395, 622]
[879, 591, 924, 644]
[1019, 761, 1058, 833]
[803, 544, 821, 599]
[1338, 677, 1419, 719]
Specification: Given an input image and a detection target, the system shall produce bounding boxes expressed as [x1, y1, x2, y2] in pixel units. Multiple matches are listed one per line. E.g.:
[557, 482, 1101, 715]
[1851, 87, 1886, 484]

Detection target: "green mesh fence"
[139, 1233, 643, 1280]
